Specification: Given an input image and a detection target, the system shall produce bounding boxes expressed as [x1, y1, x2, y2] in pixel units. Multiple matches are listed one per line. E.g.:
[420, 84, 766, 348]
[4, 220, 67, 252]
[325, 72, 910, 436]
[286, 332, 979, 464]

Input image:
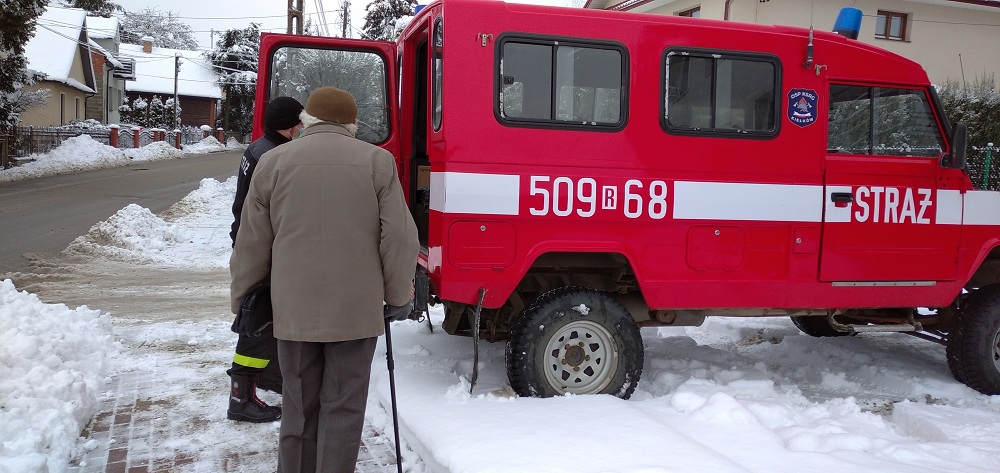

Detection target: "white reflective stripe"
[824, 185, 853, 223]
[936, 189, 964, 225]
[963, 190, 1000, 225]
[429, 172, 521, 215]
[673, 181, 824, 222]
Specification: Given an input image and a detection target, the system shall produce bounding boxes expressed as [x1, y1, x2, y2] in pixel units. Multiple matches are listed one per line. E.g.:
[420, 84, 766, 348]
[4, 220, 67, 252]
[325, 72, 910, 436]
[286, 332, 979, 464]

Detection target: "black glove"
[384, 302, 414, 322]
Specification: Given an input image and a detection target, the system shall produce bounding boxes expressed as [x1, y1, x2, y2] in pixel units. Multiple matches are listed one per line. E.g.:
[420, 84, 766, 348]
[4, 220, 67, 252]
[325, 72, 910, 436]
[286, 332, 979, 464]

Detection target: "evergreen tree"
[938, 76, 1000, 148]
[118, 94, 134, 124]
[361, 0, 415, 41]
[164, 97, 181, 128]
[206, 24, 260, 135]
[937, 76, 1000, 189]
[127, 96, 149, 127]
[148, 96, 166, 128]
[0, 0, 48, 135]
[58, 0, 122, 16]
[120, 7, 199, 49]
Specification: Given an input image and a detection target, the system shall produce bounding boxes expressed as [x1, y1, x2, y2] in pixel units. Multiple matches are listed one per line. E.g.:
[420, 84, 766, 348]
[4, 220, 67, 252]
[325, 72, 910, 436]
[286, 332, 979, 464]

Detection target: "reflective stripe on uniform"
[233, 353, 270, 369]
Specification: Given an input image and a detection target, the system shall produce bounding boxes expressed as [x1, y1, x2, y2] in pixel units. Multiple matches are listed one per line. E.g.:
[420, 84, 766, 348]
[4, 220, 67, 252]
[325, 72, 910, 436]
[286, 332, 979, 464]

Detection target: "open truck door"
[253, 33, 400, 162]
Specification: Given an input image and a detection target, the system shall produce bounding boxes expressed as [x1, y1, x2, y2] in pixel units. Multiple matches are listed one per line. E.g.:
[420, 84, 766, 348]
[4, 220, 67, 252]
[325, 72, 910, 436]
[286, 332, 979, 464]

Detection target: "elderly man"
[230, 86, 418, 473]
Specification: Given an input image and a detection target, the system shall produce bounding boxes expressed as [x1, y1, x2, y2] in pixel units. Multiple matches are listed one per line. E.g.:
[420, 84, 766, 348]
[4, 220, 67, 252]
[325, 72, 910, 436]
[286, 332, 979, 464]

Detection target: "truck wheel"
[505, 288, 643, 399]
[790, 315, 852, 337]
[946, 284, 1000, 395]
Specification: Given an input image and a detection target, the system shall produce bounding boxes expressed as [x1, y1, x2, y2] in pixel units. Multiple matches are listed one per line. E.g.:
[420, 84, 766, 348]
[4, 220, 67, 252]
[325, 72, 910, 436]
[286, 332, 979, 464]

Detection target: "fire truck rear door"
[254, 33, 400, 158]
[820, 84, 959, 282]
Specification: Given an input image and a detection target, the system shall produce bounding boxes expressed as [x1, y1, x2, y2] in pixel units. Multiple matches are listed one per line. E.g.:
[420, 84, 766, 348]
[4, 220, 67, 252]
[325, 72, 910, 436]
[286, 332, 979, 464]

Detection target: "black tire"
[946, 284, 1000, 394]
[790, 315, 853, 338]
[505, 288, 643, 399]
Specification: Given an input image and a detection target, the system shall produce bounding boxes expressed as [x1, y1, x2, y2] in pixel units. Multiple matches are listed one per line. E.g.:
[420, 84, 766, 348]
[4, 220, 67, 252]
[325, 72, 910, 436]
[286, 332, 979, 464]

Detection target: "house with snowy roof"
[583, 0, 1000, 85]
[20, 6, 98, 127]
[86, 15, 130, 125]
[117, 38, 222, 129]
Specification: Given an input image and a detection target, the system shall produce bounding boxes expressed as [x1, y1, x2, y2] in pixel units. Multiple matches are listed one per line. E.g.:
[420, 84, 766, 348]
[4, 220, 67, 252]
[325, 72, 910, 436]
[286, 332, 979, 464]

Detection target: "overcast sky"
[117, 0, 572, 51]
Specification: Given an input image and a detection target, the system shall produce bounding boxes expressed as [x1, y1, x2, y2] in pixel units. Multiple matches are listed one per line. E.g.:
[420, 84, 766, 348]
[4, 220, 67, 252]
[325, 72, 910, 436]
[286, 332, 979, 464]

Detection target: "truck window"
[497, 36, 626, 130]
[267, 46, 391, 144]
[432, 17, 443, 131]
[664, 49, 778, 137]
[828, 84, 944, 156]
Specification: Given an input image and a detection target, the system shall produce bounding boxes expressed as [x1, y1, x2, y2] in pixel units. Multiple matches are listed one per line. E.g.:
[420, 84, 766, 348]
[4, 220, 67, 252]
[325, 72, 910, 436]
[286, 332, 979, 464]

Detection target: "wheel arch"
[513, 249, 652, 323]
[964, 243, 1000, 290]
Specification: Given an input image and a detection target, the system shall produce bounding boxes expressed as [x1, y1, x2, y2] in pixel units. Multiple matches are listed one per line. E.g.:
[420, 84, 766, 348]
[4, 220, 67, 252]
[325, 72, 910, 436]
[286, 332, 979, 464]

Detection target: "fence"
[1, 125, 245, 168]
[1, 125, 111, 167]
[965, 143, 999, 190]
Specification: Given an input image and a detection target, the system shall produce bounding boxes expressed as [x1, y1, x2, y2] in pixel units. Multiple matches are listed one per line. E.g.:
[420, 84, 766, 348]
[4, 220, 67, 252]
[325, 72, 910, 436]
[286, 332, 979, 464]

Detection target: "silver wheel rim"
[543, 319, 618, 394]
[993, 326, 1000, 373]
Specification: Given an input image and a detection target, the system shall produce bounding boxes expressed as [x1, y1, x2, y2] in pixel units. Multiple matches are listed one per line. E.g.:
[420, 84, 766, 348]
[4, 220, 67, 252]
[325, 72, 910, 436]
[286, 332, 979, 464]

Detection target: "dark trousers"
[232, 327, 280, 380]
[276, 337, 378, 473]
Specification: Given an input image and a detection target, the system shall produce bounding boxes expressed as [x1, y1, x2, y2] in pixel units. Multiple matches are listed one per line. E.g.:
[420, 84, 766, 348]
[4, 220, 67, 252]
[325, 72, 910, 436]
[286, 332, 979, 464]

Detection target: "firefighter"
[230, 86, 418, 472]
[227, 96, 304, 423]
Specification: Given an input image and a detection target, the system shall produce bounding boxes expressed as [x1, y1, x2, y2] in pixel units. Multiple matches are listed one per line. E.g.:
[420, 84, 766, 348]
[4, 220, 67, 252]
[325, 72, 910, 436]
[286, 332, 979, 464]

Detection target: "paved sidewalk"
[67, 371, 400, 473]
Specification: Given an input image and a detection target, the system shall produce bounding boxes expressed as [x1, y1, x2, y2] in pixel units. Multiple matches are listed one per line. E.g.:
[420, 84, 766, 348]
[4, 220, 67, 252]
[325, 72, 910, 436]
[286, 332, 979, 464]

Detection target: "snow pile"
[0, 133, 233, 184]
[64, 177, 236, 268]
[0, 280, 114, 473]
[0, 135, 129, 183]
[122, 141, 185, 161]
[184, 136, 230, 154]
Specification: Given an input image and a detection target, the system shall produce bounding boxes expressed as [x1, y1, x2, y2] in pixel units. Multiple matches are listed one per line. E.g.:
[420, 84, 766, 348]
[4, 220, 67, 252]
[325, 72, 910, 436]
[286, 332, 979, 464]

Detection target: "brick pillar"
[216, 128, 224, 142]
[203, 128, 210, 138]
[132, 127, 140, 148]
[174, 129, 181, 149]
[109, 125, 119, 148]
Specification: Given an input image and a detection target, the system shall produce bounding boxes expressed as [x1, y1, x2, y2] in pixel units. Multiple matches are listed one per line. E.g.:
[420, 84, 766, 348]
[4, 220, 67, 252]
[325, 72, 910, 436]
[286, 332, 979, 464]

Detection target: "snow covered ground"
[2, 137, 1000, 473]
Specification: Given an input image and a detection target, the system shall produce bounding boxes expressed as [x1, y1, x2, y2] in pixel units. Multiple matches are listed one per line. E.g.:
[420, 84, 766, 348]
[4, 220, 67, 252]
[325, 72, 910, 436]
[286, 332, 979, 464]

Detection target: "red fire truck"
[252, 0, 1000, 398]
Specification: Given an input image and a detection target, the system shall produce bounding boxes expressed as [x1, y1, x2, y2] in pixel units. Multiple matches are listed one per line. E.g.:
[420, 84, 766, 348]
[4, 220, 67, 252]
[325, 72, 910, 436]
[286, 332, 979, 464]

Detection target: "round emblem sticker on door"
[787, 89, 818, 127]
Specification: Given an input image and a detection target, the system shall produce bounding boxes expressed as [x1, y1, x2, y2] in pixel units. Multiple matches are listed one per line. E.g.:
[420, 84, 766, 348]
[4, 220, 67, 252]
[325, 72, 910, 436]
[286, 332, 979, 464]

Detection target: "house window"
[498, 35, 627, 130]
[60, 93, 66, 124]
[664, 48, 780, 137]
[678, 7, 700, 17]
[875, 10, 908, 41]
[75, 97, 81, 120]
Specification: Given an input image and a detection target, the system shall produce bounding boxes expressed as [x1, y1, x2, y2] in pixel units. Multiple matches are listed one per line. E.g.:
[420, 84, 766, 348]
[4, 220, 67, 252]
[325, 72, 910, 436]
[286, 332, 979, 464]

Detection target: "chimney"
[141, 36, 154, 53]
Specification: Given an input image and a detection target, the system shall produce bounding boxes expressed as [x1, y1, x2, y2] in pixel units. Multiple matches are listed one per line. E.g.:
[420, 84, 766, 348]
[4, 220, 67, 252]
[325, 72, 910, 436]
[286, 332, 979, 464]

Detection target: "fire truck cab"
[252, 0, 1000, 398]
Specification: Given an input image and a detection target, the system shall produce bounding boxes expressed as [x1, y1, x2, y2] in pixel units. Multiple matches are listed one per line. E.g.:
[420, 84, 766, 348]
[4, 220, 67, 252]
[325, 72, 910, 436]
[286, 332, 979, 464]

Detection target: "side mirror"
[946, 122, 968, 170]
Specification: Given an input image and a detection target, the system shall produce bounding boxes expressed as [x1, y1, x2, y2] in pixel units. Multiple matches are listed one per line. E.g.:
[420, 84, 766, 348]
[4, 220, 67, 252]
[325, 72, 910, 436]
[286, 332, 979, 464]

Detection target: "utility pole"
[173, 53, 181, 128]
[339, 0, 351, 38]
[288, 0, 304, 34]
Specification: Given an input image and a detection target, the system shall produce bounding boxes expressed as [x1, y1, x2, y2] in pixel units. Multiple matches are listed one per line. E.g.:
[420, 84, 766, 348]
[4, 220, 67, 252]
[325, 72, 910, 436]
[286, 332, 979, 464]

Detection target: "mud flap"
[470, 287, 486, 394]
[412, 265, 431, 331]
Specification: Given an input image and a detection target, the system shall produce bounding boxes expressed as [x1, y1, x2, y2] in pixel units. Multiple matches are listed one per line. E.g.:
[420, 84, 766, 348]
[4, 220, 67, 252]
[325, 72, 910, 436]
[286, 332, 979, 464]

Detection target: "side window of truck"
[497, 35, 627, 130]
[663, 49, 779, 137]
[268, 46, 391, 144]
[827, 84, 944, 156]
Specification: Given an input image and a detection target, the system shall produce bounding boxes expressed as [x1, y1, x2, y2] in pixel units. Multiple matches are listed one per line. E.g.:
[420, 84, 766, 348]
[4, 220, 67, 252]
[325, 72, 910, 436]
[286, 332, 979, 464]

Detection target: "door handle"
[831, 192, 853, 203]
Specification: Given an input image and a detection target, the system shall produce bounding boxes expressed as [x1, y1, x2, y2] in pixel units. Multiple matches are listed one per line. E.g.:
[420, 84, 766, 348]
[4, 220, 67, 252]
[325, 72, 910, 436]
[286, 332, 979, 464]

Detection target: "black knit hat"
[263, 96, 304, 131]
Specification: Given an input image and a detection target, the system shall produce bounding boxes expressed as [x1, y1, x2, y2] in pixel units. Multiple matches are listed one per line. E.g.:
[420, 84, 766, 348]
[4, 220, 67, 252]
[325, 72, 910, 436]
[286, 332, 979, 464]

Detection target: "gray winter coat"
[230, 123, 419, 343]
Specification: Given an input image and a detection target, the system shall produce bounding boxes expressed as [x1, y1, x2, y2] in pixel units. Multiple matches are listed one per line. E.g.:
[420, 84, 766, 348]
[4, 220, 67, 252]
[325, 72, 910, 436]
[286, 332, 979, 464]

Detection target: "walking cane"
[384, 317, 404, 473]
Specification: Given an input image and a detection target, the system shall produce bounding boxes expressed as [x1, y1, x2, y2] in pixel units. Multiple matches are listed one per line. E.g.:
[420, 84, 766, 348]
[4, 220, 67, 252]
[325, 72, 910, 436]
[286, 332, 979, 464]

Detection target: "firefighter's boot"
[227, 374, 281, 423]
